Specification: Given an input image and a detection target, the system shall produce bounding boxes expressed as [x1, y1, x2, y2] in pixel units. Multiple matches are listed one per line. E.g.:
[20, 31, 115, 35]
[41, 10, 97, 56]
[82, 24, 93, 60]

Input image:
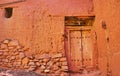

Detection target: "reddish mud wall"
[1, 0, 120, 76]
[94, 0, 120, 76]
[0, 0, 94, 74]
[0, 0, 93, 55]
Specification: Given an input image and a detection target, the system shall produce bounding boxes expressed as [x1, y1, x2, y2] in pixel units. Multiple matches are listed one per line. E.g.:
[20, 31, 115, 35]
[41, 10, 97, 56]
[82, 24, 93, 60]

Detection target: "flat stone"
[28, 66, 36, 71]
[15, 61, 22, 67]
[8, 40, 19, 47]
[17, 49, 24, 52]
[38, 54, 51, 59]
[13, 62, 18, 66]
[3, 52, 9, 56]
[55, 70, 61, 74]
[0, 44, 8, 49]
[52, 65, 59, 71]
[24, 65, 29, 69]
[61, 66, 68, 71]
[22, 57, 29, 65]
[61, 62, 68, 66]
[0, 51, 3, 55]
[19, 52, 26, 59]
[41, 63, 46, 66]
[12, 48, 18, 52]
[36, 62, 41, 66]
[4, 49, 9, 52]
[44, 69, 50, 73]
[7, 64, 13, 68]
[39, 60, 43, 63]
[3, 39, 10, 44]
[8, 46, 15, 50]
[55, 62, 61, 66]
[16, 59, 22, 62]
[2, 59, 9, 63]
[54, 58, 60, 62]
[33, 59, 39, 62]
[16, 45, 22, 49]
[28, 55, 35, 59]
[82, 70, 88, 74]
[0, 49, 4, 52]
[47, 61, 53, 67]
[14, 52, 19, 55]
[46, 66, 51, 69]
[60, 57, 67, 62]
[43, 58, 50, 63]
[52, 53, 62, 58]
[10, 56, 16, 60]
[40, 65, 46, 70]
[21, 47, 29, 51]
[28, 62, 35, 66]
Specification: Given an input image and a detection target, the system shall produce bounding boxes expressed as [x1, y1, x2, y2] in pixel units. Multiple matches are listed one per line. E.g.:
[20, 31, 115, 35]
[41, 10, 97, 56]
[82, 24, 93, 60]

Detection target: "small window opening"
[5, 7, 13, 18]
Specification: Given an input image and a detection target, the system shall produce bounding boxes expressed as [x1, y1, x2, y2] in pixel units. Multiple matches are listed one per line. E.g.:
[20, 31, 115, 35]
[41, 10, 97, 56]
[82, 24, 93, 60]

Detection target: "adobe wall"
[0, 0, 120, 75]
[0, 0, 93, 55]
[94, 0, 120, 76]
[0, 0, 94, 74]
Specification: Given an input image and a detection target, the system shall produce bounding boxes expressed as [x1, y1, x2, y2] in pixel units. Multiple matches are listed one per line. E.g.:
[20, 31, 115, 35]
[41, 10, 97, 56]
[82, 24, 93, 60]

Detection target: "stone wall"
[0, 39, 68, 74]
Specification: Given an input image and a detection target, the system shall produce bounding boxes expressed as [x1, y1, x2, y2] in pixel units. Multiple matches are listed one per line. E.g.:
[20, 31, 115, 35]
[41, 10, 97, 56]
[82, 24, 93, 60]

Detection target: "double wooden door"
[65, 27, 94, 72]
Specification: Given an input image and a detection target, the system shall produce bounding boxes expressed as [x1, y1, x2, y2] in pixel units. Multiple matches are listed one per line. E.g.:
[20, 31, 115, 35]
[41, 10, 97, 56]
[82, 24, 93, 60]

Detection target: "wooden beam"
[0, 0, 26, 7]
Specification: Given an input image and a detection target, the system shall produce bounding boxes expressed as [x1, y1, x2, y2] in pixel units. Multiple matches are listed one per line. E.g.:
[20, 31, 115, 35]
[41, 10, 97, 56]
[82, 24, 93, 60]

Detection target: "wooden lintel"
[0, 0, 26, 7]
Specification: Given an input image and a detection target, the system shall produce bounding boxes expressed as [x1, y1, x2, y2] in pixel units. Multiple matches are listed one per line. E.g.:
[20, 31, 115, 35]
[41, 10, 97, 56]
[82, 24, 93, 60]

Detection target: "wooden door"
[69, 30, 83, 72]
[65, 27, 94, 72]
[82, 30, 93, 67]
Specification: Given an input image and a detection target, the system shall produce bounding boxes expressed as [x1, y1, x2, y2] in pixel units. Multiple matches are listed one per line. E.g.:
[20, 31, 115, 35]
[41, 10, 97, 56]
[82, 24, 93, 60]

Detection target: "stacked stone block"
[0, 39, 68, 74]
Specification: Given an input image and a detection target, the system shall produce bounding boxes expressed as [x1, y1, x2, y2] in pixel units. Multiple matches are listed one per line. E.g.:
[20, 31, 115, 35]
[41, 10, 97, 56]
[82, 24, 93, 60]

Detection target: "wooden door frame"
[64, 25, 98, 71]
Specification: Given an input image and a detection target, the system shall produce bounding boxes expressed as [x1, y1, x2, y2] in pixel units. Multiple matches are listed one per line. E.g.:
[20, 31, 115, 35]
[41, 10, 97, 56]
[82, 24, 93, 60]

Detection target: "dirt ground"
[0, 68, 103, 76]
[0, 68, 41, 76]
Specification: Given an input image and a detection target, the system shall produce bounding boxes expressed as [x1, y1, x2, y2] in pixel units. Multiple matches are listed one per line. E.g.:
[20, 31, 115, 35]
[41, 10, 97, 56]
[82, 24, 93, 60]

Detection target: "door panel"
[65, 28, 94, 72]
[69, 30, 82, 71]
[82, 30, 93, 67]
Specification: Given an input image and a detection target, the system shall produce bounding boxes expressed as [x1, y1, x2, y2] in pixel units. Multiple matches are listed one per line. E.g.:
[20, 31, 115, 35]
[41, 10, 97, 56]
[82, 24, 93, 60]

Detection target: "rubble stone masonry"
[0, 39, 68, 74]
